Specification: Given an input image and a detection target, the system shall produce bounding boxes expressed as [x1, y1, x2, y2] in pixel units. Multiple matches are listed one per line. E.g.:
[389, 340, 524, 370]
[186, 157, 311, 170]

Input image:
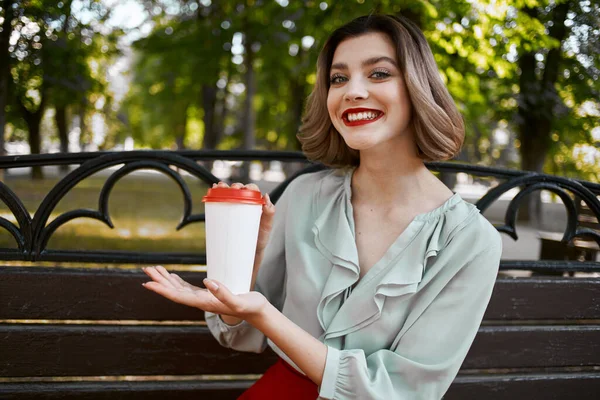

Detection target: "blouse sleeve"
[318, 228, 502, 400]
[205, 181, 292, 354]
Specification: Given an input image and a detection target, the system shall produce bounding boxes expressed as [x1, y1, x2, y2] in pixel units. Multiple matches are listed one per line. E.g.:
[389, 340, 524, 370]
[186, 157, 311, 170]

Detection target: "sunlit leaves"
[116, 0, 600, 179]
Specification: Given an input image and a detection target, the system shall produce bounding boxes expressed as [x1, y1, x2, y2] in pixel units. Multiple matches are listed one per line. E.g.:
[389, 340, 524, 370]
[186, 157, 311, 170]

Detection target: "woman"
[143, 14, 502, 399]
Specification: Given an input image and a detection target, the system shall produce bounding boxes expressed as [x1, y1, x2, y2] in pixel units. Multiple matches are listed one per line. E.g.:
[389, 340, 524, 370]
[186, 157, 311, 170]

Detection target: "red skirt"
[238, 358, 319, 399]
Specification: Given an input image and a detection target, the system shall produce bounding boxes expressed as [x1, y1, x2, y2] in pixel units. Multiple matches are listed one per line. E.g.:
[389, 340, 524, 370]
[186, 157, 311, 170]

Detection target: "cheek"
[398, 83, 412, 114]
[401, 96, 413, 120]
[327, 91, 345, 134]
[387, 86, 412, 118]
[326, 91, 337, 119]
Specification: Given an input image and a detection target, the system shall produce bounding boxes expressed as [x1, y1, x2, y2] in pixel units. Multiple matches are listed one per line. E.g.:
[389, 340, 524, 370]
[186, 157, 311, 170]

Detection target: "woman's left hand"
[142, 266, 269, 321]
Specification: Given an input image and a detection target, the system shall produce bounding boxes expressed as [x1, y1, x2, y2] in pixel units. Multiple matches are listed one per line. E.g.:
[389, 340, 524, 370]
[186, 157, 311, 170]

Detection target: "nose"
[343, 78, 369, 102]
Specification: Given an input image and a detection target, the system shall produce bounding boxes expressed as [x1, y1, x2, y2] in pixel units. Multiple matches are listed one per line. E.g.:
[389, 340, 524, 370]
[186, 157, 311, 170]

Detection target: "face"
[326, 32, 413, 152]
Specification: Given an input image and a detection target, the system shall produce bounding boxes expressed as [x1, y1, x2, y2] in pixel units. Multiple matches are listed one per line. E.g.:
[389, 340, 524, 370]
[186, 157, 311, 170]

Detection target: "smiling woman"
[299, 15, 464, 168]
[143, 14, 502, 400]
[326, 33, 414, 154]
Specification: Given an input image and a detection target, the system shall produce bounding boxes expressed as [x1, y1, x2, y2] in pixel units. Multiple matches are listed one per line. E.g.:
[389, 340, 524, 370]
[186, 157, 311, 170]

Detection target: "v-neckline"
[343, 167, 460, 294]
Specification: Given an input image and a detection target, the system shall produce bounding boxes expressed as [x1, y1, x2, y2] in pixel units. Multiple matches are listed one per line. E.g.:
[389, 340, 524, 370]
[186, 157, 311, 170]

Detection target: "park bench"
[1, 151, 599, 399]
[539, 197, 600, 262]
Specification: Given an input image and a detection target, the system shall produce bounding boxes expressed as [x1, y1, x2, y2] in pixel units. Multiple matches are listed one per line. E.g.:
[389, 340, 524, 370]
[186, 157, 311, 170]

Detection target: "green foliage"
[2, 0, 123, 150]
[3, 0, 598, 180]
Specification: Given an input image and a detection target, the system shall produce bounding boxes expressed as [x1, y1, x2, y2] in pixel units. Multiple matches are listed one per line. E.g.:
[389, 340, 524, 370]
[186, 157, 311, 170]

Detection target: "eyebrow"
[330, 56, 398, 71]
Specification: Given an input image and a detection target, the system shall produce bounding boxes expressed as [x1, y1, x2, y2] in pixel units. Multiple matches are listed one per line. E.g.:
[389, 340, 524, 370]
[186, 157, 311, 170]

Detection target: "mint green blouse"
[206, 168, 502, 400]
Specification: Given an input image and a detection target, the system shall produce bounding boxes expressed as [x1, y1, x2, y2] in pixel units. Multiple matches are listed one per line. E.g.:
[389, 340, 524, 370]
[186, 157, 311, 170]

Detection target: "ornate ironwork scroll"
[1, 151, 599, 270]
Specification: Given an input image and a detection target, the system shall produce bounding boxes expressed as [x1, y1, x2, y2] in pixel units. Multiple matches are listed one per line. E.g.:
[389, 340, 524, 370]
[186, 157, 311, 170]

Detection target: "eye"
[370, 69, 391, 80]
[329, 74, 347, 85]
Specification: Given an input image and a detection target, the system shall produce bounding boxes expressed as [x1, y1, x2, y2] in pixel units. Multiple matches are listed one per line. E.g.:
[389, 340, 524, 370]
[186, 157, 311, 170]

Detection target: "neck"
[351, 137, 438, 207]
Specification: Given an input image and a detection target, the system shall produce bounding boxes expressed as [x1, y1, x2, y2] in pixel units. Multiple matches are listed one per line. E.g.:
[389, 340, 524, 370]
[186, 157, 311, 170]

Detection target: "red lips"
[342, 108, 383, 127]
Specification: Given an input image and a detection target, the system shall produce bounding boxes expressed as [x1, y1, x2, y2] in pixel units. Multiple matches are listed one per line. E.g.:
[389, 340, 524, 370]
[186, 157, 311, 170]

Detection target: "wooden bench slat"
[446, 372, 600, 400]
[1, 324, 599, 377]
[485, 277, 600, 320]
[0, 380, 250, 400]
[0, 267, 207, 321]
[0, 325, 277, 377]
[2, 267, 600, 321]
[1, 373, 599, 400]
[466, 325, 600, 369]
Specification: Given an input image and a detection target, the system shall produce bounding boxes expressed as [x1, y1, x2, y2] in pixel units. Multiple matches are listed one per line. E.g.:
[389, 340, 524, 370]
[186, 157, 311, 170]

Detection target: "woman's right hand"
[213, 181, 276, 254]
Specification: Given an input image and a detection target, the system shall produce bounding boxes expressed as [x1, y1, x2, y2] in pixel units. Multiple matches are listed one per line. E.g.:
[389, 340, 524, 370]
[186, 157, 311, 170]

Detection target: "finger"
[260, 195, 275, 227]
[171, 273, 196, 291]
[230, 182, 244, 189]
[147, 265, 183, 289]
[217, 182, 229, 188]
[203, 278, 240, 310]
[244, 183, 260, 192]
[143, 281, 201, 306]
[155, 266, 185, 289]
[155, 265, 171, 278]
[155, 265, 178, 283]
[167, 273, 186, 290]
[143, 266, 177, 289]
[263, 193, 275, 213]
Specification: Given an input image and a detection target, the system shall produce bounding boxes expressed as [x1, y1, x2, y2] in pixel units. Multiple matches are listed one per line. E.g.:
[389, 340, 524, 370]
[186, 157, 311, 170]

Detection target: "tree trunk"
[201, 83, 218, 149]
[213, 60, 234, 148]
[517, 3, 570, 225]
[18, 91, 45, 179]
[22, 109, 44, 180]
[174, 104, 188, 150]
[0, 0, 15, 178]
[518, 122, 549, 225]
[471, 122, 483, 163]
[57, 0, 72, 172]
[289, 77, 305, 151]
[174, 134, 185, 150]
[213, 89, 226, 148]
[79, 100, 87, 152]
[56, 106, 69, 153]
[242, 42, 256, 151]
[55, 105, 69, 173]
[240, 32, 256, 182]
[517, 49, 546, 225]
[543, 2, 569, 86]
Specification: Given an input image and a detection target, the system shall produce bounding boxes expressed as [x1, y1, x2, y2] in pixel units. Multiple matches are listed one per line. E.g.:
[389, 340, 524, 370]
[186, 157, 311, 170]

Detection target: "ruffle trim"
[312, 168, 478, 341]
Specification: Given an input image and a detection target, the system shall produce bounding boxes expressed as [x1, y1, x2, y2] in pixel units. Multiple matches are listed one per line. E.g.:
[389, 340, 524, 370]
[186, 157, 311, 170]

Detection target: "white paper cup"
[202, 187, 264, 294]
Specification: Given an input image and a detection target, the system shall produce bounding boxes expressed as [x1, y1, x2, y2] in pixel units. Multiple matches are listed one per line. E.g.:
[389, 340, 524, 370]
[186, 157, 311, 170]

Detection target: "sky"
[104, 0, 148, 31]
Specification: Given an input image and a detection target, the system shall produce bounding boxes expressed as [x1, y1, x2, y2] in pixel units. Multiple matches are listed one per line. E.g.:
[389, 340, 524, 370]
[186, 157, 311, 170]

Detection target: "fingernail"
[212, 183, 217, 188]
[204, 279, 218, 290]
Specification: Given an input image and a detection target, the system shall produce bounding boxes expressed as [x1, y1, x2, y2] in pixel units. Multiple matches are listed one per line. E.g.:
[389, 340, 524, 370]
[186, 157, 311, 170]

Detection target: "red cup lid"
[202, 187, 265, 205]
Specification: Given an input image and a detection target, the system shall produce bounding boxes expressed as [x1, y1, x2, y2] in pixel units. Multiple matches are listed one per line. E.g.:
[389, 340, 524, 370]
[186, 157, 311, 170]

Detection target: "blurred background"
[0, 0, 598, 261]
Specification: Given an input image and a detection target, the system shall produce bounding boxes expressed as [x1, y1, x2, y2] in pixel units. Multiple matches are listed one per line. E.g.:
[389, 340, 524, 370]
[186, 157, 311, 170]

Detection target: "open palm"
[142, 266, 268, 320]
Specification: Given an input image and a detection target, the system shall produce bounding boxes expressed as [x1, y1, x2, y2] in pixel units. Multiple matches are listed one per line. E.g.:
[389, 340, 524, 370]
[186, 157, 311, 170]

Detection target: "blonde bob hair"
[298, 14, 465, 167]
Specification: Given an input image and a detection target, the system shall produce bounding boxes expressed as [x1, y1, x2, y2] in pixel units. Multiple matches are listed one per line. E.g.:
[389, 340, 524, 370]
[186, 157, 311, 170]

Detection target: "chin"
[340, 138, 378, 151]
[338, 132, 385, 150]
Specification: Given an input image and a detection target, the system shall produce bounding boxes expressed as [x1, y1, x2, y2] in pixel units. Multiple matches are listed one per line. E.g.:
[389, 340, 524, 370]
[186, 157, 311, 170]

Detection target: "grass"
[0, 171, 209, 254]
